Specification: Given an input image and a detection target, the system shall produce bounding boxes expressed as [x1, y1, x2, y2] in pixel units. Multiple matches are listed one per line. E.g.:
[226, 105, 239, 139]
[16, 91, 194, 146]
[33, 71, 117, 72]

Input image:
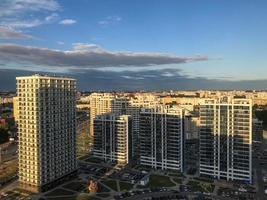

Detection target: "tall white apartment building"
[139, 105, 184, 171]
[16, 74, 77, 192]
[88, 93, 114, 147]
[116, 94, 160, 157]
[87, 93, 159, 157]
[93, 114, 132, 164]
[199, 97, 252, 183]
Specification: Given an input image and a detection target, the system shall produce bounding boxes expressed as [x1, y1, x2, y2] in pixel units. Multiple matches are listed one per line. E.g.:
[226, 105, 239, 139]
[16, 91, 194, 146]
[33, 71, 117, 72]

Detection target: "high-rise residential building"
[126, 94, 159, 158]
[139, 105, 184, 171]
[199, 97, 252, 183]
[88, 93, 114, 147]
[183, 110, 199, 170]
[16, 74, 77, 192]
[85, 93, 159, 157]
[76, 110, 90, 157]
[252, 118, 263, 142]
[13, 96, 19, 122]
[184, 115, 199, 140]
[93, 114, 132, 164]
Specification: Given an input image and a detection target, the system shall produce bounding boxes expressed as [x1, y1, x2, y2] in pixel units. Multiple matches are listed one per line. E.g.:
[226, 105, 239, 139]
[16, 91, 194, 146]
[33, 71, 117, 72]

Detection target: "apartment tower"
[199, 97, 252, 183]
[93, 114, 132, 164]
[17, 74, 77, 192]
[139, 105, 184, 171]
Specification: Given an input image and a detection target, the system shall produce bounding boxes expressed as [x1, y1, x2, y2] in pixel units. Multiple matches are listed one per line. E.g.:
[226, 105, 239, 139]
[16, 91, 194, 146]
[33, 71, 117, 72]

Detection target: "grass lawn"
[47, 197, 77, 200]
[101, 180, 118, 191]
[148, 174, 176, 188]
[63, 181, 87, 192]
[96, 193, 110, 198]
[168, 172, 184, 178]
[98, 183, 110, 193]
[75, 194, 101, 200]
[199, 182, 215, 193]
[47, 197, 79, 200]
[187, 181, 214, 193]
[45, 189, 75, 197]
[172, 178, 182, 184]
[187, 180, 202, 191]
[194, 177, 214, 183]
[47, 193, 101, 200]
[119, 181, 133, 191]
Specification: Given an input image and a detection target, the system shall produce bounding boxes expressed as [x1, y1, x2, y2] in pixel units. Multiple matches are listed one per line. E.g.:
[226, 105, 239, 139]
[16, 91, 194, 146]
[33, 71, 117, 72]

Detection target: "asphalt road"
[0, 142, 17, 162]
[122, 191, 233, 200]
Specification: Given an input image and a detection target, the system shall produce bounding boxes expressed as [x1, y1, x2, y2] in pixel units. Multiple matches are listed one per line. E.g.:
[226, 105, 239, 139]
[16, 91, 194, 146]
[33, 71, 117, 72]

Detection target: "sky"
[0, 0, 267, 91]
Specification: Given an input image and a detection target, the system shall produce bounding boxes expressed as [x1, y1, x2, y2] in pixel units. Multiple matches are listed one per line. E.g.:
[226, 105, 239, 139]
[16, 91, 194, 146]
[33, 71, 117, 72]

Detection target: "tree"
[0, 128, 9, 144]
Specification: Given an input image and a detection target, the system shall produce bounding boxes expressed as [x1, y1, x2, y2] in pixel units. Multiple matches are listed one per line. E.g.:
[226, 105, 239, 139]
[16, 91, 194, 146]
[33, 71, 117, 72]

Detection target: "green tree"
[0, 128, 9, 144]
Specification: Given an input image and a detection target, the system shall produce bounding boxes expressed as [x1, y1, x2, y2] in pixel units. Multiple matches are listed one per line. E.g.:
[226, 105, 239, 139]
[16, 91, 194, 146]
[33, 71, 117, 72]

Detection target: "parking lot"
[217, 187, 256, 199]
[108, 168, 147, 184]
[0, 190, 30, 200]
[79, 162, 111, 178]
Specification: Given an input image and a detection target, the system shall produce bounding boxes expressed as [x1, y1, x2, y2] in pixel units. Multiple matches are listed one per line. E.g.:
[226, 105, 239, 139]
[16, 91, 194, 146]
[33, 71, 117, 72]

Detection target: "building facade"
[252, 118, 263, 142]
[84, 93, 159, 158]
[93, 114, 132, 164]
[76, 110, 90, 157]
[199, 97, 252, 183]
[17, 74, 77, 192]
[88, 93, 114, 148]
[139, 105, 184, 171]
[13, 96, 19, 122]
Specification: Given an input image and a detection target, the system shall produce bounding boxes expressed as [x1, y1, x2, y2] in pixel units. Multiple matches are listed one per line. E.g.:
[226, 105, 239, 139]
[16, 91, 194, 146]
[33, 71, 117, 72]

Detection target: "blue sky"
[0, 0, 267, 90]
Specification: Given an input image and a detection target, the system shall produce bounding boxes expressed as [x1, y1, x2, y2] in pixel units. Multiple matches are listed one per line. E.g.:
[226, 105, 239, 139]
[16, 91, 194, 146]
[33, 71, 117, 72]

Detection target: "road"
[0, 142, 17, 163]
[0, 142, 18, 194]
[122, 191, 233, 200]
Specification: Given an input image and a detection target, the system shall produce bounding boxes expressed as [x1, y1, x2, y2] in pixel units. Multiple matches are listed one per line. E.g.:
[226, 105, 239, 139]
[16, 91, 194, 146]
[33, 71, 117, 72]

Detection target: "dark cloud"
[0, 68, 266, 91]
[0, 44, 208, 70]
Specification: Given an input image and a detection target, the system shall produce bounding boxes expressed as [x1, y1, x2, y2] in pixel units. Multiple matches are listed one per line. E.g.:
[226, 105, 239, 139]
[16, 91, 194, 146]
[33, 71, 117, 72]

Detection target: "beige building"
[17, 74, 77, 192]
[13, 96, 19, 122]
[87, 93, 114, 147]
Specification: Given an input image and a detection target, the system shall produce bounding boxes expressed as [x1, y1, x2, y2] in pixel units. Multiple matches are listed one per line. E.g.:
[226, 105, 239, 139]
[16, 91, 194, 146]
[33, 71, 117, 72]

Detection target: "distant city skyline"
[0, 0, 267, 90]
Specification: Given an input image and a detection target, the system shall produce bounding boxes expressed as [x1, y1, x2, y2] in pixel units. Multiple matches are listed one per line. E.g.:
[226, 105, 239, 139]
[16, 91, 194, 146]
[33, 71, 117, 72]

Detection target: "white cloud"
[98, 15, 122, 26]
[57, 41, 64, 45]
[59, 19, 77, 25]
[45, 13, 59, 22]
[0, 0, 61, 30]
[0, 26, 33, 39]
[0, 0, 60, 17]
[1, 19, 43, 29]
[121, 75, 144, 80]
[72, 43, 104, 52]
